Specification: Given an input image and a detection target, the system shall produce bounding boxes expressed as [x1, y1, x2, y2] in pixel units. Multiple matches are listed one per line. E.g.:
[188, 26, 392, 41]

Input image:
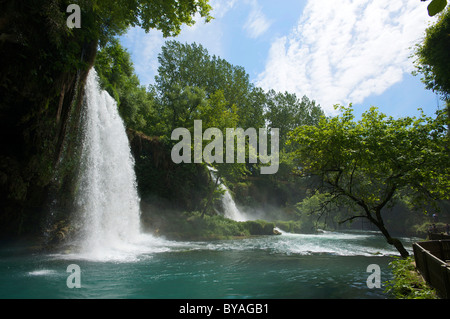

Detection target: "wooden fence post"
[442, 265, 450, 299]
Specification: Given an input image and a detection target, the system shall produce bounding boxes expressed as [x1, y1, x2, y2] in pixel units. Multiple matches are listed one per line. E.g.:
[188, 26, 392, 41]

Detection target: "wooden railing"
[429, 233, 450, 240]
[413, 240, 450, 299]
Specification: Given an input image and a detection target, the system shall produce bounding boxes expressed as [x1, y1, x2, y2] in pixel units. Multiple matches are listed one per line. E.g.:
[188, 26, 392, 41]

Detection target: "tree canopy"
[288, 105, 449, 257]
[153, 41, 257, 128]
[413, 7, 450, 101]
[422, 0, 448, 16]
[265, 90, 324, 148]
[90, 0, 213, 45]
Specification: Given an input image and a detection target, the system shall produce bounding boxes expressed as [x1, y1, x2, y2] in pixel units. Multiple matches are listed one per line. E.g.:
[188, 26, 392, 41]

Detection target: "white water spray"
[221, 186, 247, 221]
[207, 166, 247, 221]
[73, 68, 145, 260]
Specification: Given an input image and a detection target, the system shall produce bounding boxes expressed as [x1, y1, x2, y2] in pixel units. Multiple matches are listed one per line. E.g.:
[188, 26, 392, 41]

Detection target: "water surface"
[0, 230, 417, 299]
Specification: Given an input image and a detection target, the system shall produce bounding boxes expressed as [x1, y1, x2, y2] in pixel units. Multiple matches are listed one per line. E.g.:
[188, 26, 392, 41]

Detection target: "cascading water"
[207, 166, 247, 221]
[73, 68, 145, 260]
[221, 186, 247, 221]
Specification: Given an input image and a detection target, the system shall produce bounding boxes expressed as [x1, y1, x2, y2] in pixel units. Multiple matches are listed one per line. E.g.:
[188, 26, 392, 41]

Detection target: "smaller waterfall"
[207, 166, 247, 221]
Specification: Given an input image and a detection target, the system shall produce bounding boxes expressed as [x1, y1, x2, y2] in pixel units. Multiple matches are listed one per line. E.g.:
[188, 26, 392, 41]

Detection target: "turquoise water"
[0, 230, 416, 299]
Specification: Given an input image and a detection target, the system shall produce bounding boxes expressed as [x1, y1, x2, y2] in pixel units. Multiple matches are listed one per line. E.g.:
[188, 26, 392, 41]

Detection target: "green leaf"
[427, 0, 447, 16]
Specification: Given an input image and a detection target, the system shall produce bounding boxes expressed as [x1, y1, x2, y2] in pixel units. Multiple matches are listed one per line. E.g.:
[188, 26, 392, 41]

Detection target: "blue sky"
[120, 0, 444, 119]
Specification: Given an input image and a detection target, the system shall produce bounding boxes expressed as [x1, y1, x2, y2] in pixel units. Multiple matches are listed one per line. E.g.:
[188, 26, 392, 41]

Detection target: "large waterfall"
[73, 69, 145, 260]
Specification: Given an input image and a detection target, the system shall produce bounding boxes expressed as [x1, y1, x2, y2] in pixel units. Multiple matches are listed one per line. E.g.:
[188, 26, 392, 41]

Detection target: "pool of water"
[0, 230, 417, 299]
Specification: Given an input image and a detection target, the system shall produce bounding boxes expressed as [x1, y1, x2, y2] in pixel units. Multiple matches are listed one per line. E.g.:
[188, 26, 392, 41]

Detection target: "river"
[0, 230, 417, 299]
[0, 69, 417, 300]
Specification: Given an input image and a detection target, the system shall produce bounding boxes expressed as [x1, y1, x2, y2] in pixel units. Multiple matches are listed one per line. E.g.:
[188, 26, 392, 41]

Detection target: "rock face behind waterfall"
[126, 129, 212, 216]
[0, 3, 98, 240]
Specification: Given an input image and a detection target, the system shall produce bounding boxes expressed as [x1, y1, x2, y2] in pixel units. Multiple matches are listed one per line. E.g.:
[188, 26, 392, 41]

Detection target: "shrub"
[384, 256, 439, 299]
[243, 220, 275, 235]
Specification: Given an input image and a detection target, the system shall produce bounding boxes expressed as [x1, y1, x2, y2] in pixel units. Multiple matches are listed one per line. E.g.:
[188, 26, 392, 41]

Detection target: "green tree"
[288, 105, 449, 257]
[265, 90, 324, 149]
[246, 87, 266, 129]
[95, 39, 155, 131]
[154, 41, 259, 128]
[198, 90, 239, 130]
[413, 7, 450, 135]
[413, 7, 450, 100]
[421, 0, 448, 16]
[152, 40, 263, 203]
[154, 84, 208, 136]
[91, 0, 212, 45]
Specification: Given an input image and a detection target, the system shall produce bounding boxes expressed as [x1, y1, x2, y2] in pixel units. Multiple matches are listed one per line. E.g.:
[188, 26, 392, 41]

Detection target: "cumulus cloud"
[120, 27, 164, 86]
[243, 0, 273, 38]
[255, 0, 433, 115]
[211, 0, 238, 18]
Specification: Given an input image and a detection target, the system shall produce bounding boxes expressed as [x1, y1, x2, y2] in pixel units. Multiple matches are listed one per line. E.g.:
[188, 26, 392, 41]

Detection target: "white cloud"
[255, 0, 434, 115]
[210, 0, 238, 18]
[120, 27, 164, 87]
[243, 0, 272, 38]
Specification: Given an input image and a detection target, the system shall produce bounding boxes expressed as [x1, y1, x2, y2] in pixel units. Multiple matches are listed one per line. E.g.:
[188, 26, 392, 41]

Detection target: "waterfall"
[221, 188, 247, 222]
[207, 166, 247, 221]
[73, 68, 143, 259]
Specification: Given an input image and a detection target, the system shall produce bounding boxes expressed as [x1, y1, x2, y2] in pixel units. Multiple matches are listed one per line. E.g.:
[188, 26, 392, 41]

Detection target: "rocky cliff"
[0, 1, 97, 238]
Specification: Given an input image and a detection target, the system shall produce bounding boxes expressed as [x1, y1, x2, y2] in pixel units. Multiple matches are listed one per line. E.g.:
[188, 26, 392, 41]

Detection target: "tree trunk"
[373, 218, 410, 258]
[390, 238, 410, 258]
